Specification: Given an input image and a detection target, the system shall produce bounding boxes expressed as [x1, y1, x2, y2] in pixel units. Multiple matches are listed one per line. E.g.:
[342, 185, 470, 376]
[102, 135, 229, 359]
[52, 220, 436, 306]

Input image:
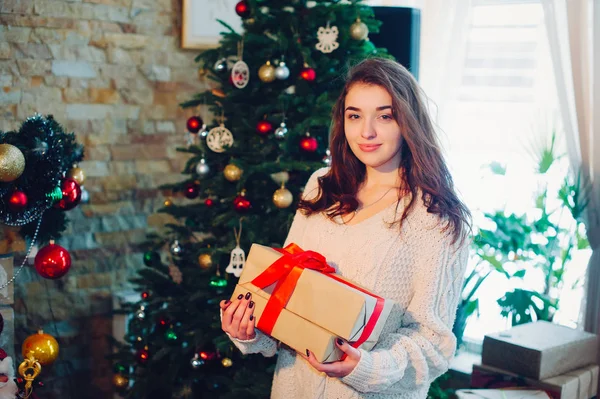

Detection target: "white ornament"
[0, 356, 18, 399]
[225, 223, 246, 277]
[231, 60, 250, 89]
[206, 125, 234, 153]
[316, 24, 339, 54]
[270, 171, 289, 185]
[225, 245, 246, 278]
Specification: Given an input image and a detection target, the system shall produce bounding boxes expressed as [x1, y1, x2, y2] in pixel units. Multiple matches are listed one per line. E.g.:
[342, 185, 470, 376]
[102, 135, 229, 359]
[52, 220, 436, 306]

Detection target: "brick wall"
[0, 0, 203, 396]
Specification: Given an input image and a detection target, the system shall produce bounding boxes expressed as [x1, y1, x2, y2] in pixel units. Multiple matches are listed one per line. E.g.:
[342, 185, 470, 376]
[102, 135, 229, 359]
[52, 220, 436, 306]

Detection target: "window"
[445, 0, 590, 343]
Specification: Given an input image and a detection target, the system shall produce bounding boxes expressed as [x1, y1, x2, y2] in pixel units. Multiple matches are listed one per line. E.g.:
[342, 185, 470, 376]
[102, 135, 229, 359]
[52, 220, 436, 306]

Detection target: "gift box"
[471, 363, 599, 399]
[230, 243, 394, 363]
[456, 389, 551, 399]
[482, 321, 598, 379]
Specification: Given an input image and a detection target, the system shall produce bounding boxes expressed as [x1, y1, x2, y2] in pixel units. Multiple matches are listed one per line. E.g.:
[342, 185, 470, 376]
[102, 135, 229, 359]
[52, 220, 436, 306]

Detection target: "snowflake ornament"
[206, 125, 234, 153]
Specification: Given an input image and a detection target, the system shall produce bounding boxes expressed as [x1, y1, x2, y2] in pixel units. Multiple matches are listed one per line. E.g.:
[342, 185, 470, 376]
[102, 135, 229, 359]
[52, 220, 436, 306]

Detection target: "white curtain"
[419, 0, 472, 147]
[541, 0, 600, 354]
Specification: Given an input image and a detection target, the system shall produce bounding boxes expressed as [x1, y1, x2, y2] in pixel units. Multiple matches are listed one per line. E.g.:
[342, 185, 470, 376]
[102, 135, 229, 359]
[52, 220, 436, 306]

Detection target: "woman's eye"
[380, 114, 393, 120]
[347, 114, 359, 120]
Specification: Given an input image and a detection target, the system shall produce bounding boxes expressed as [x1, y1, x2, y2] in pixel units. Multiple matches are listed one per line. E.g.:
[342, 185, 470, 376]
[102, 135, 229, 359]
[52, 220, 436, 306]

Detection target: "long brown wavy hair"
[298, 58, 471, 244]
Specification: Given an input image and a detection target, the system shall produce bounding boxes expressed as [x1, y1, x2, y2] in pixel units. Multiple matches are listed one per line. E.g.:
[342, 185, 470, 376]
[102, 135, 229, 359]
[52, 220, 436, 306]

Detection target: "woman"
[220, 57, 471, 398]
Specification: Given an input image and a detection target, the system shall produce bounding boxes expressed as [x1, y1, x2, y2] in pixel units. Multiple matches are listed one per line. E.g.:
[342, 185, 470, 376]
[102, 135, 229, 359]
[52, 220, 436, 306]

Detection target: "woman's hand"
[220, 292, 256, 340]
[303, 339, 361, 378]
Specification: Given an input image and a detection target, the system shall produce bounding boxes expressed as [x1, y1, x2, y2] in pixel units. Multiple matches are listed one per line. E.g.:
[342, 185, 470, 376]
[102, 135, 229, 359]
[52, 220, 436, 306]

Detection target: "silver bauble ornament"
[136, 306, 146, 320]
[195, 158, 210, 176]
[214, 58, 228, 73]
[170, 240, 182, 256]
[199, 124, 209, 138]
[274, 122, 288, 139]
[275, 61, 290, 80]
[190, 354, 204, 369]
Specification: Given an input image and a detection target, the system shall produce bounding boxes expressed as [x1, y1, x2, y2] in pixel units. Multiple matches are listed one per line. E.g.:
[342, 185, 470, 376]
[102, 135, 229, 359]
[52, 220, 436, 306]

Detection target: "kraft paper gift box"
[456, 389, 551, 399]
[471, 363, 599, 399]
[230, 243, 394, 363]
[482, 321, 598, 380]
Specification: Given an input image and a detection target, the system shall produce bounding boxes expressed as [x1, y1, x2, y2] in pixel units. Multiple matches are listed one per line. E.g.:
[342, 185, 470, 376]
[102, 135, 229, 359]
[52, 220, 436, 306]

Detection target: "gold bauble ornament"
[198, 253, 213, 269]
[221, 358, 233, 367]
[66, 165, 85, 185]
[22, 330, 60, 366]
[350, 18, 369, 41]
[113, 374, 129, 389]
[164, 198, 173, 207]
[0, 143, 25, 182]
[258, 61, 276, 83]
[223, 164, 243, 182]
[273, 186, 293, 209]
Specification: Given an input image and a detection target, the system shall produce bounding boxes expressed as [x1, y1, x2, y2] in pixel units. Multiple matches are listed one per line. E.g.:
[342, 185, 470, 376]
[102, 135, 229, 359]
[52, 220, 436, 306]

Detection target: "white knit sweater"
[227, 168, 469, 399]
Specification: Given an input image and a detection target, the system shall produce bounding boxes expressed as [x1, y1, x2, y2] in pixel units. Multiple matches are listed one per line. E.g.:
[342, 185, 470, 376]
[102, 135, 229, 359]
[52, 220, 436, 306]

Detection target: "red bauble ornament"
[235, 0, 250, 18]
[141, 291, 150, 299]
[300, 67, 316, 81]
[233, 194, 251, 213]
[300, 136, 318, 152]
[186, 116, 203, 133]
[256, 120, 273, 135]
[54, 178, 81, 210]
[184, 182, 200, 199]
[136, 347, 150, 364]
[8, 191, 27, 212]
[34, 242, 72, 279]
[205, 198, 214, 207]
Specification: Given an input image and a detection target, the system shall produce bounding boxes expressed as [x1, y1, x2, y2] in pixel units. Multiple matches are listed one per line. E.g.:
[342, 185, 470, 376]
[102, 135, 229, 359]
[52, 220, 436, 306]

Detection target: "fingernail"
[224, 300, 230, 305]
[249, 315, 254, 321]
[237, 294, 243, 300]
[245, 292, 252, 300]
[306, 349, 310, 357]
[337, 338, 344, 346]
[249, 301, 254, 309]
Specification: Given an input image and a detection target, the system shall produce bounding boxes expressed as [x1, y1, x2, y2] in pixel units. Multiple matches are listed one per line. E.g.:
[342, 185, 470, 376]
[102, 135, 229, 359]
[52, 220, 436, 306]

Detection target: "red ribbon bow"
[252, 243, 335, 335]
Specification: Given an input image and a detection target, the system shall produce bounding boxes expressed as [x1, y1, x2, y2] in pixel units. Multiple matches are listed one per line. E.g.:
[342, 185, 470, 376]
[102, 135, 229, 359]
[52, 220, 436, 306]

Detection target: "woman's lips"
[358, 144, 382, 152]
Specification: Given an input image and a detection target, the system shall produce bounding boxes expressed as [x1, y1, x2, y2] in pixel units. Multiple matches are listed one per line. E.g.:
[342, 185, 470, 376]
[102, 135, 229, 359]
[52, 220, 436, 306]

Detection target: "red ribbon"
[251, 243, 386, 358]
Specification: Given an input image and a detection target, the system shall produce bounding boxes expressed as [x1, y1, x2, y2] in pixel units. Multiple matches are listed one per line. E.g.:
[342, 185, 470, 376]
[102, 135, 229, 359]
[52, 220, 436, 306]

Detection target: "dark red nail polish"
[237, 294, 243, 300]
[245, 292, 252, 300]
[337, 338, 344, 346]
[249, 315, 254, 321]
[306, 349, 309, 357]
[249, 301, 254, 309]
[224, 300, 230, 305]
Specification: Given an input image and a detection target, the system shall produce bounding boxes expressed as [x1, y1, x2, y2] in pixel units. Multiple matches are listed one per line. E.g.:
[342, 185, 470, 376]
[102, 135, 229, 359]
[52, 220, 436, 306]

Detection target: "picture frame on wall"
[181, 0, 243, 49]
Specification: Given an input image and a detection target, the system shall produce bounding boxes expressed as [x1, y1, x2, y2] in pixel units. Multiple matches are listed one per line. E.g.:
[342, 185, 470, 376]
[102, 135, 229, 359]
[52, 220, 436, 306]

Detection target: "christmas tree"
[110, 1, 390, 397]
[0, 114, 86, 398]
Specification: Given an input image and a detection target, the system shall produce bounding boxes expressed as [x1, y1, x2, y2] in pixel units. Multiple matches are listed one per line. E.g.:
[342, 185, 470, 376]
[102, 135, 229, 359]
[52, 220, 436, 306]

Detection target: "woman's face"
[343, 83, 403, 172]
